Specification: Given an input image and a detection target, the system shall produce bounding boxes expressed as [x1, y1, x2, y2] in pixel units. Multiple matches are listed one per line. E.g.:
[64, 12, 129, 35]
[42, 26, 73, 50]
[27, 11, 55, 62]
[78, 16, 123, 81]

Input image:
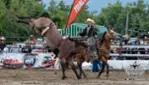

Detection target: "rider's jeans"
[87, 37, 97, 58]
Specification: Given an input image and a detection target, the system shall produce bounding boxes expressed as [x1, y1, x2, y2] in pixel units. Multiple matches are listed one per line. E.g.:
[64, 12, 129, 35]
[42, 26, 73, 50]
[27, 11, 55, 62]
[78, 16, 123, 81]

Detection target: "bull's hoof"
[61, 76, 67, 80]
[79, 76, 82, 79]
[77, 76, 81, 80]
[83, 75, 88, 79]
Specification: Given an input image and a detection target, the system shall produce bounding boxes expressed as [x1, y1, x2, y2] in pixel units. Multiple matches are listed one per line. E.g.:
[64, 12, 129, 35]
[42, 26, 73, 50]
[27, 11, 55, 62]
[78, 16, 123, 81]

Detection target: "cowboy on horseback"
[78, 18, 98, 59]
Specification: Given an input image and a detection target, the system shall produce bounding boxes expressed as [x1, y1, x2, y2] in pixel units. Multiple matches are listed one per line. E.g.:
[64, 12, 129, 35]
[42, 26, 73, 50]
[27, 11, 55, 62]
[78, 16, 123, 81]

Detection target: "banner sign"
[65, 0, 88, 28]
[24, 54, 37, 68]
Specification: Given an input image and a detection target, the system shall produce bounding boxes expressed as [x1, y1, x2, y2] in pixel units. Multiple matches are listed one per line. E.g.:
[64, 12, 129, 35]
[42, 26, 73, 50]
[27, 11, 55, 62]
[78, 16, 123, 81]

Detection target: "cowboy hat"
[30, 35, 34, 37]
[85, 18, 95, 24]
[0, 36, 5, 40]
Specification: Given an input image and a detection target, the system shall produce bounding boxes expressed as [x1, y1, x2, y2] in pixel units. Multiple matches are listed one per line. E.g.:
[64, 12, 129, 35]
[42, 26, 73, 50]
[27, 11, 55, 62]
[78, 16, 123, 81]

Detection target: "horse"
[77, 29, 117, 79]
[96, 29, 116, 78]
[16, 13, 90, 80]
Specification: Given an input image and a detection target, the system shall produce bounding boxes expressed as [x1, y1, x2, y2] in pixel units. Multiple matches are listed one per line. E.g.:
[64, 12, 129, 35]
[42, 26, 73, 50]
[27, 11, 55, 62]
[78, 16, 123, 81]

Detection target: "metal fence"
[110, 45, 149, 60]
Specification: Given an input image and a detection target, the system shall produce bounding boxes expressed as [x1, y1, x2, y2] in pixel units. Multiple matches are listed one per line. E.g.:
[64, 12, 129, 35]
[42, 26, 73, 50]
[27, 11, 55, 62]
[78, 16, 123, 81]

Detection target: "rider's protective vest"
[79, 24, 97, 37]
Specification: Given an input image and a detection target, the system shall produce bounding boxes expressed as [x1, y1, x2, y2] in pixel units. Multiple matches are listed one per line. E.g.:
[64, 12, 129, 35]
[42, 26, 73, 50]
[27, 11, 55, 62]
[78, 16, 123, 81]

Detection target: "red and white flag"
[65, 0, 88, 28]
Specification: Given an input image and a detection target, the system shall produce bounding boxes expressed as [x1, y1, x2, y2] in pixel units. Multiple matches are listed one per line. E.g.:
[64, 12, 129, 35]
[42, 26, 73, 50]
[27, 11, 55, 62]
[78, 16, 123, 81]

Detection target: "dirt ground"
[0, 68, 149, 85]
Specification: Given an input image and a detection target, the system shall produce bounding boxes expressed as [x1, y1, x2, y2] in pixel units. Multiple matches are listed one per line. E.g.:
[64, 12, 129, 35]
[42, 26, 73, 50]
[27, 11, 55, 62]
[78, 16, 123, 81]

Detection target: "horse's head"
[16, 12, 53, 35]
[107, 28, 117, 40]
[17, 16, 37, 32]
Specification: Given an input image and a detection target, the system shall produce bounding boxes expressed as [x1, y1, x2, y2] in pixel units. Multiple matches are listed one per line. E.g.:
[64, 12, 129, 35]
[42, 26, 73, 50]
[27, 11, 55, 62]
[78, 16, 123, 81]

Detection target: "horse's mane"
[100, 32, 107, 45]
[40, 12, 50, 18]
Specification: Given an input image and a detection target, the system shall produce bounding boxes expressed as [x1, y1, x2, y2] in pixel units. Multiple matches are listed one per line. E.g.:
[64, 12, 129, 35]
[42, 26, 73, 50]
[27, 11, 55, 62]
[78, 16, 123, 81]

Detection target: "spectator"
[127, 40, 132, 45]
[138, 48, 145, 54]
[0, 36, 6, 52]
[144, 35, 148, 45]
[123, 34, 130, 45]
[21, 43, 32, 53]
[28, 35, 36, 45]
[140, 39, 144, 45]
[135, 39, 140, 45]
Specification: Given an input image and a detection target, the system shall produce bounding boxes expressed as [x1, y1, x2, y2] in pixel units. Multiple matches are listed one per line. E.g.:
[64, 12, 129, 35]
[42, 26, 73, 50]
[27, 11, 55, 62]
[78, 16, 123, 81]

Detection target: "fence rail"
[111, 45, 149, 48]
[110, 54, 149, 57]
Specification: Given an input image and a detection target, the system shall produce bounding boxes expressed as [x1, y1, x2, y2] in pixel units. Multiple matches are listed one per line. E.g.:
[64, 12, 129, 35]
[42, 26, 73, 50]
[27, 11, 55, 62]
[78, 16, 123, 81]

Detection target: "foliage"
[96, 0, 149, 37]
[0, 0, 45, 43]
[1, 0, 149, 43]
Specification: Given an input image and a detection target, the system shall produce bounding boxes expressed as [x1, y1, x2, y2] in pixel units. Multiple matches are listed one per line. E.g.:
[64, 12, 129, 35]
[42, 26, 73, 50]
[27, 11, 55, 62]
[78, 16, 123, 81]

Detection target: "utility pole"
[125, 11, 129, 35]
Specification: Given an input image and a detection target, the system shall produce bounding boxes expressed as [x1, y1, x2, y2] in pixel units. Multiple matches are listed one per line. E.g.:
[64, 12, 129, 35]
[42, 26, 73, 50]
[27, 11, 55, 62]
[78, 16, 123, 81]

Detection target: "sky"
[42, 0, 149, 13]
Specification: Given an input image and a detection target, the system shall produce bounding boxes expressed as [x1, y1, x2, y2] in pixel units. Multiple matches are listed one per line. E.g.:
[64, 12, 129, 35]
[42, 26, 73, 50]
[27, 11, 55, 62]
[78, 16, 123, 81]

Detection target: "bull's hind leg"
[97, 57, 106, 78]
[60, 61, 67, 80]
[68, 59, 81, 79]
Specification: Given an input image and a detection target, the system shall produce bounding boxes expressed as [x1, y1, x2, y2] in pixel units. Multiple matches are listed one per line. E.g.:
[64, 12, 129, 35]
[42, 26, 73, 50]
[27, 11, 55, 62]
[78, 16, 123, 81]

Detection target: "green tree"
[48, 0, 70, 28]
[95, 1, 123, 31]
[75, 5, 92, 23]
[0, 0, 45, 42]
[0, 0, 6, 33]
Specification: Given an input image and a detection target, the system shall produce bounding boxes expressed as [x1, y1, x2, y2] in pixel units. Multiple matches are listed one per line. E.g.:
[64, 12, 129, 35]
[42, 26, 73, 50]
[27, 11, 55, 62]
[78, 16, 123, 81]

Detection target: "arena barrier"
[110, 45, 149, 80]
[1, 52, 149, 70]
[0, 45, 149, 70]
[0, 52, 56, 69]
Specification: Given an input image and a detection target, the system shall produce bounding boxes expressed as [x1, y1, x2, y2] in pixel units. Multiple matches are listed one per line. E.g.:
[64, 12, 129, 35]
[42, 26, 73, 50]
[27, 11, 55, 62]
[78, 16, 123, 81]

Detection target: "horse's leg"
[76, 55, 82, 78]
[97, 57, 106, 78]
[16, 20, 29, 25]
[78, 60, 87, 79]
[77, 61, 82, 77]
[106, 62, 109, 78]
[68, 59, 81, 79]
[60, 60, 67, 80]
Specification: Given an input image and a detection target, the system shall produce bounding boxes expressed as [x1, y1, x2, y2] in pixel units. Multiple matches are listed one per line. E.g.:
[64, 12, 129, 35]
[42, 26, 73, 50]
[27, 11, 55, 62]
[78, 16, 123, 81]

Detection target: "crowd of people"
[111, 34, 149, 55]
